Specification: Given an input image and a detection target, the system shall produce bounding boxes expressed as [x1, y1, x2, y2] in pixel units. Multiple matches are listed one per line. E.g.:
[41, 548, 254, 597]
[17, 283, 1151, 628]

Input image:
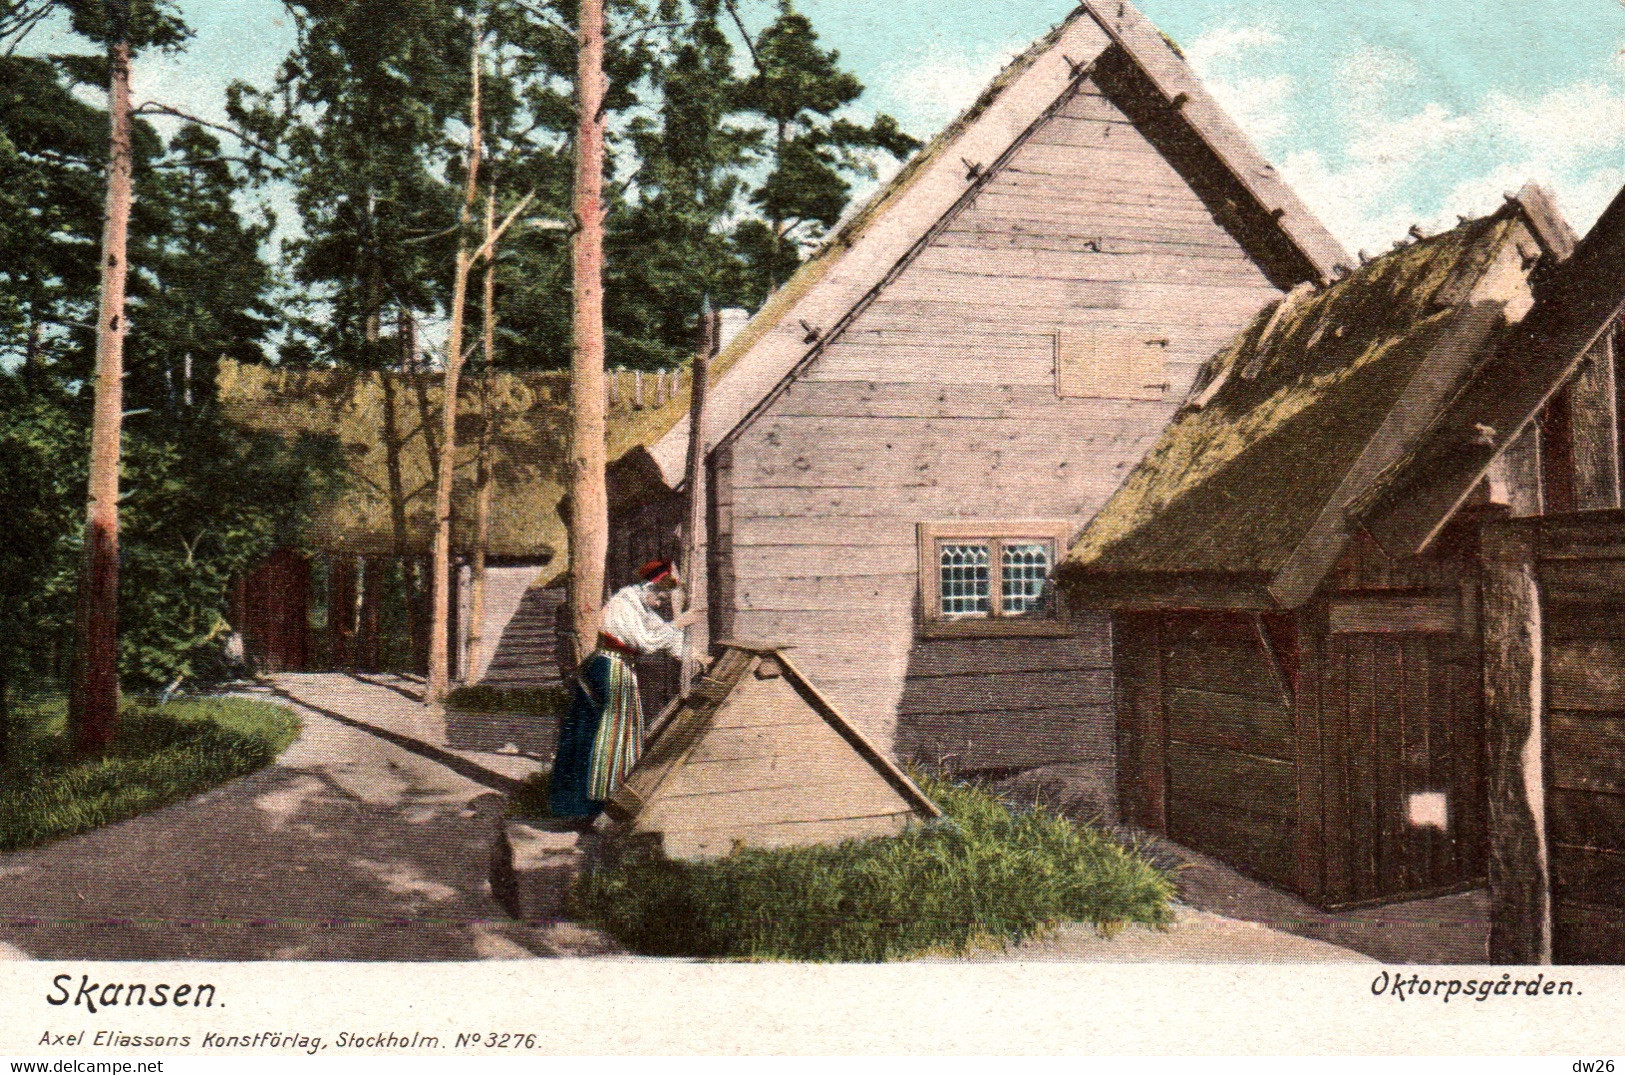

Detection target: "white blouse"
[598, 583, 685, 659]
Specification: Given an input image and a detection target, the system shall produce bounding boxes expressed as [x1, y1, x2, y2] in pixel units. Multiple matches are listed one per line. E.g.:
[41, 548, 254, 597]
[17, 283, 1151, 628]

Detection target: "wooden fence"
[1483, 512, 1625, 964]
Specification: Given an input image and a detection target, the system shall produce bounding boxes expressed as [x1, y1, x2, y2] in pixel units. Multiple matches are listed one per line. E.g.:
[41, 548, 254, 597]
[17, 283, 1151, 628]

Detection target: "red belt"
[597, 632, 637, 657]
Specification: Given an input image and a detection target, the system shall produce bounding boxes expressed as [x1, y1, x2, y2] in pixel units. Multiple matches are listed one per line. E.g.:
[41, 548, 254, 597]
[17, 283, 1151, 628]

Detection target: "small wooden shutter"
[1055, 331, 1168, 401]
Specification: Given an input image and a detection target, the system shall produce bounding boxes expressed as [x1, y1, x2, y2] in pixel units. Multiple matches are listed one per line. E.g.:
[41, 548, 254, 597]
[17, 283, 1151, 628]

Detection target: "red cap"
[638, 559, 676, 584]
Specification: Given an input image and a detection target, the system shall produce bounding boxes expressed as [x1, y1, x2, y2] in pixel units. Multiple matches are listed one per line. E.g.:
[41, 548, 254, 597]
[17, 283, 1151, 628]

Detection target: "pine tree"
[732, 0, 917, 301]
[58, 0, 190, 752]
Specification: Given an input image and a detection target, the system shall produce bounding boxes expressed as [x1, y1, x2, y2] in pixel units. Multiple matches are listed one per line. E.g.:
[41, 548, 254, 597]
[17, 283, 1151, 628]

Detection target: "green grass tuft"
[570, 771, 1175, 962]
[0, 695, 301, 854]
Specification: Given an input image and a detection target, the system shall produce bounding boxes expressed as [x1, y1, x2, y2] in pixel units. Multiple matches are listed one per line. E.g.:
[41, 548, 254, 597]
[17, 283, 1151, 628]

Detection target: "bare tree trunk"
[427, 19, 484, 703]
[678, 301, 716, 695]
[69, 24, 133, 754]
[466, 192, 499, 686]
[567, 0, 609, 658]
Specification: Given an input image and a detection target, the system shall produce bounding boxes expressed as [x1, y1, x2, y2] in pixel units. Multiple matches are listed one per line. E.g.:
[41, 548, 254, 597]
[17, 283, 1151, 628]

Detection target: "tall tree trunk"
[567, 0, 609, 662]
[678, 301, 716, 696]
[428, 19, 484, 702]
[69, 23, 133, 754]
[23, 313, 41, 386]
[466, 191, 499, 686]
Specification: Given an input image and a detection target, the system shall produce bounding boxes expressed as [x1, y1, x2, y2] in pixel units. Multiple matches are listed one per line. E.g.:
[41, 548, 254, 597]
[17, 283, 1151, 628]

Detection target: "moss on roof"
[218, 360, 681, 560]
[1065, 210, 1523, 577]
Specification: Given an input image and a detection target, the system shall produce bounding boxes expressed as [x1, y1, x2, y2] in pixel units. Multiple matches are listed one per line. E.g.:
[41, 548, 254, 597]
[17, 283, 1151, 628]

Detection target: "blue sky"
[26, 0, 1625, 252]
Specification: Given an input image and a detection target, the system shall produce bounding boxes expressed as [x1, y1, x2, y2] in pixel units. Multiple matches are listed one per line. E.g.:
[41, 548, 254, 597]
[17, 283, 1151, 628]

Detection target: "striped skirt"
[549, 650, 645, 818]
[586, 651, 644, 802]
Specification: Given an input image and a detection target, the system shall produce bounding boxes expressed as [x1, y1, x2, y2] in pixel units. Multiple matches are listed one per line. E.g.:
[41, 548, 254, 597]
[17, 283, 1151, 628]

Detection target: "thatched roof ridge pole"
[71, 0, 134, 752]
[428, 12, 486, 702]
[567, 0, 610, 662]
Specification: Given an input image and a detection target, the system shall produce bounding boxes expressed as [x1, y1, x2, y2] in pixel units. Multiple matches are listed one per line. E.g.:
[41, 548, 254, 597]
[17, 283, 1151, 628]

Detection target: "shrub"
[0, 695, 300, 853]
[571, 772, 1174, 961]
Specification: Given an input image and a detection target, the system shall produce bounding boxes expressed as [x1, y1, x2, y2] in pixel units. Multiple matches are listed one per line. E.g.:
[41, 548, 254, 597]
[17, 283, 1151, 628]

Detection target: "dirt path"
[0, 674, 573, 961]
[0, 674, 1379, 965]
[931, 905, 1373, 963]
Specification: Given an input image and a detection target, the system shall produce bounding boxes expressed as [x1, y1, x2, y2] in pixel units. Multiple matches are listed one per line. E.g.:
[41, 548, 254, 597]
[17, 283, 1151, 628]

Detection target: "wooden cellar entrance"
[1118, 602, 1486, 909]
[1484, 512, 1625, 964]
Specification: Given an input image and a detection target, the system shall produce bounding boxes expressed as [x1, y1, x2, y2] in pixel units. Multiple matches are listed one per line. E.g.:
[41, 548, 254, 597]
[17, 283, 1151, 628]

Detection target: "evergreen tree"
[0, 55, 106, 382]
[611, 0, 757, 369]
[732, 0, 917, 301]
[227, 0, 466, 368]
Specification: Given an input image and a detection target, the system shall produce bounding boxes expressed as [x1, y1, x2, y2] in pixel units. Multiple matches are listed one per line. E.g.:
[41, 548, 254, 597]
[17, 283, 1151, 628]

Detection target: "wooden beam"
[1570, 330, 1621, 510]
[1363, 185, 1625, 557]
[1327, 592, 1459, 635]
[1061, 568, 1278, 611]
[1269, 301, 1511, 607]
[1480, 521, 1552, 965]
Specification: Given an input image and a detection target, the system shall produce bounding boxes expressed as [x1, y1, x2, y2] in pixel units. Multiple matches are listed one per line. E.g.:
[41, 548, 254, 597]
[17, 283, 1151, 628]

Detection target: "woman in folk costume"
[549, 559, 696, 819]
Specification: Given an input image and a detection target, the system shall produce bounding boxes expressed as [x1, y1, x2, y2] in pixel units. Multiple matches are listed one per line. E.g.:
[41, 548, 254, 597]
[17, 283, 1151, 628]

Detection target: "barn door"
[1119, 613, 1300, 890]
[1318, 593, 1485, 906]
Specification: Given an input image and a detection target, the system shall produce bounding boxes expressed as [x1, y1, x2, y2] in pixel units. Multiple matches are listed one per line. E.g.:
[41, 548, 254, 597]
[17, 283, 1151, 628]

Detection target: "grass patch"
[445, 684, 567, 717]
[0, 695, 301, 854]
[571, 771, 1175, 961]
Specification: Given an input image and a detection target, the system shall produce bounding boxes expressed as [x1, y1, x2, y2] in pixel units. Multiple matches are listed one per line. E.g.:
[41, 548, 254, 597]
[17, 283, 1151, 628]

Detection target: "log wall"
[719, 72, 1286, 785]
[1525, 513, 1625, 963]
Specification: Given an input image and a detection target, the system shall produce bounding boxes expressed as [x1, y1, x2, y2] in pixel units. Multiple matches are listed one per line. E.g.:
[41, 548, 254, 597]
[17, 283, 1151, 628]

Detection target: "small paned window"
[939, 544, 991, 616]
[918, 522, 1072, 636]
[1001, 542, 1052, 614]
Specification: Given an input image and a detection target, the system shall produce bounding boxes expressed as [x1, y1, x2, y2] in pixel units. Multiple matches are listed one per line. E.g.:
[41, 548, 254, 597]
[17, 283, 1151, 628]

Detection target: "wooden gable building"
[1060, 184, 1625, 924]
[646, 0, 1348, 806]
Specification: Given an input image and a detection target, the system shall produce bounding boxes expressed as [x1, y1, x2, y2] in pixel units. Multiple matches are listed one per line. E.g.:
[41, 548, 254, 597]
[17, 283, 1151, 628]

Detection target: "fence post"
[1481, 519, 1552, 965]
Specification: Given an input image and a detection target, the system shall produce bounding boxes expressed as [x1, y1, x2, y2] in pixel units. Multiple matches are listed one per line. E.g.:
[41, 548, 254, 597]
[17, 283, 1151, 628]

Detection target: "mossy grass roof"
[218, 360, 683, 560]
[1064, 206, 1530, 583]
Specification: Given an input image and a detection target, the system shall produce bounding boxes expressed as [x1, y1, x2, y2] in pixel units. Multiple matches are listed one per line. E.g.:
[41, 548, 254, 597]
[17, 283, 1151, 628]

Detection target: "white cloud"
[1182, 27, 1297, 150]
[1232, 38, 1625, 253]
[1182, 26, 1284, 71]
[887, 41, 1024, 134]
[1482, 81, 1625, 167]
[1215, 73, 1295, 141]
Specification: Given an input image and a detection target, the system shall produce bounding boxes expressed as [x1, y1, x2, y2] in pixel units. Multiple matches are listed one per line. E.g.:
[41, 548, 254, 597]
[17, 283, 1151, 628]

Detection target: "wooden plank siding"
[713, 71, 1291, 788]
[1158, 614, 1299, 888]
[1537, 541, 1625, 959]
[1312, 607, 1486, 907]
[1470, 514, 1625, 962]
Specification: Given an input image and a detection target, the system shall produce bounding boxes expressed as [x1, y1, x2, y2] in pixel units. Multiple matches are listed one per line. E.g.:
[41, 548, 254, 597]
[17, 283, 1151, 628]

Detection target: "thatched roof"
[1063, 193, 1568, 607]
[646, 0, 1347, 485]
[219, 360, 684, 560]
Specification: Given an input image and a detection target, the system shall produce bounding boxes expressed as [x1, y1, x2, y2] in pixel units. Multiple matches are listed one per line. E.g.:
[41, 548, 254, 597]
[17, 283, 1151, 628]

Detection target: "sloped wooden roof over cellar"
[604, 643, 941, 860]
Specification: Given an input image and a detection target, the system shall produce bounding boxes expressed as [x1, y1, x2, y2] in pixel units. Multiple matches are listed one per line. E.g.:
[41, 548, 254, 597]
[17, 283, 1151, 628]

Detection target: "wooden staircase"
[479, 583, 566, 689]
